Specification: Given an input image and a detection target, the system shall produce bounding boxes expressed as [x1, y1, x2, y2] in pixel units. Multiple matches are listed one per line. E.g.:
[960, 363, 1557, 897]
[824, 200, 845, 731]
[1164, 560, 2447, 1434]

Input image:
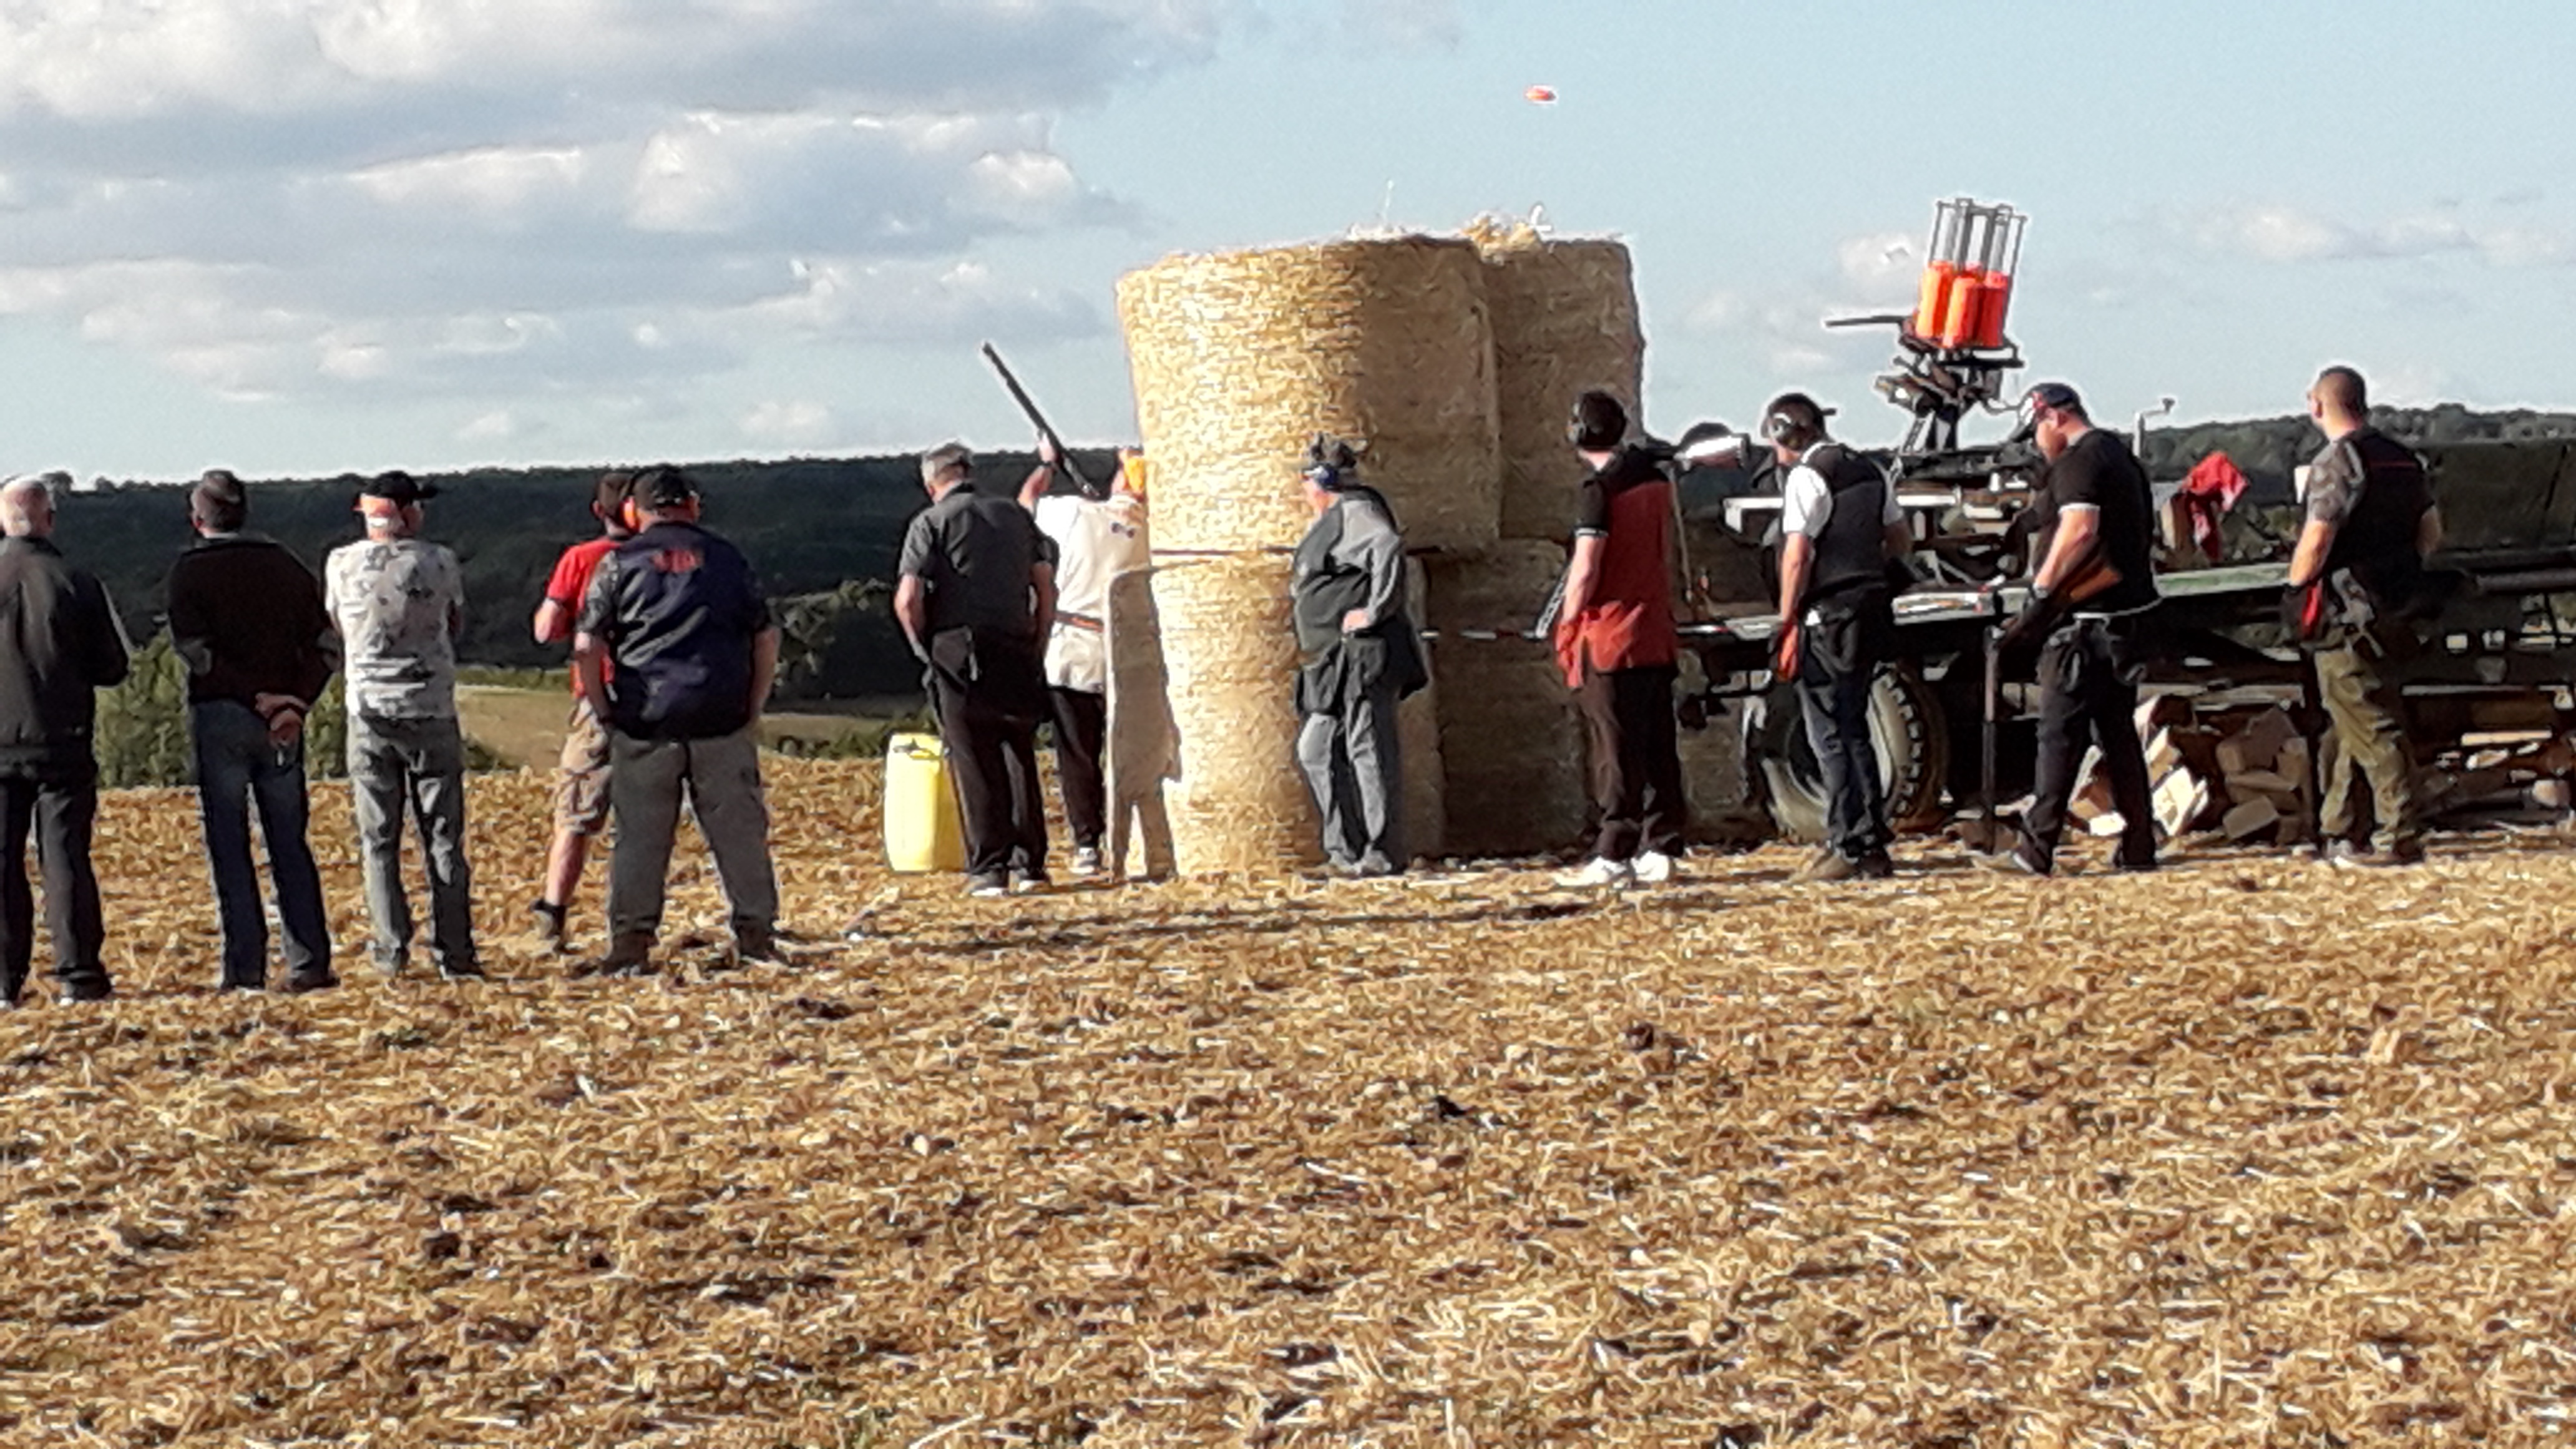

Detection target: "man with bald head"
[0, 475, 130, 1007]
[2291, 364, 2442, 867]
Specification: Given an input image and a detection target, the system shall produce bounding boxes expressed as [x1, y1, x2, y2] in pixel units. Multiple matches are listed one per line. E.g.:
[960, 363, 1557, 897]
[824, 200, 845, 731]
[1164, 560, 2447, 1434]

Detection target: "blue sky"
[2, 0, 2570, 481]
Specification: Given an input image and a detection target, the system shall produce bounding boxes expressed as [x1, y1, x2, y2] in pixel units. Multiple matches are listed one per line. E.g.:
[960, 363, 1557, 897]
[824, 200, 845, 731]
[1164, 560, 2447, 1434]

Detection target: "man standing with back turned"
[169, 469, 338, 993]
[325, 471, 482, 980]
[897, 443, 1056, 897]
[529, 471, 634, 951]
[1555, 391, 1687, 889]
[574, 466, 784, 972]
[0, 476, 129, 1007]
[2291, 365, 2440, 867]
[1988, 382, 2162, 877]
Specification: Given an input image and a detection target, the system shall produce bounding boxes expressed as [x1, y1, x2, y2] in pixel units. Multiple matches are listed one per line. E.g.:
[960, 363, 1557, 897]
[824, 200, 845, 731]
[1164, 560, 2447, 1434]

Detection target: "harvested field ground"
[454, 688, 900, 768]
[5, 759, 2576, 1447]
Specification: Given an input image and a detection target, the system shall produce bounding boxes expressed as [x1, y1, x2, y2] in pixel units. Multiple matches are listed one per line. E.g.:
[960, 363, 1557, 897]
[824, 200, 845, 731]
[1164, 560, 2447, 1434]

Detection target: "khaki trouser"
[2315, 625, 2418, 853]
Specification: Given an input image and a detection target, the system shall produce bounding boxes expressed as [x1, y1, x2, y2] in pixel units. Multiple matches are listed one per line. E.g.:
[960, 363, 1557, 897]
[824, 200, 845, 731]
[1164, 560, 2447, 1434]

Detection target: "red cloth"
[546, 536, 620, 696]
[2178, 452, 2248, 563]
[1555, 480, 1679, 688]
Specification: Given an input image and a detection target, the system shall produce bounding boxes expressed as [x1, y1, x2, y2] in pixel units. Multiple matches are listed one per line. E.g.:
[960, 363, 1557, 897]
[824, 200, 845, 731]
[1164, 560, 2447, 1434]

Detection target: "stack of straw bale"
[1422, 542, 1591, 858]
[1468, 218, 1645, 542]
[1398, 559, 1446, 861]
[1117, 238, 1501, 555]
[1144, 553, 1323, 874]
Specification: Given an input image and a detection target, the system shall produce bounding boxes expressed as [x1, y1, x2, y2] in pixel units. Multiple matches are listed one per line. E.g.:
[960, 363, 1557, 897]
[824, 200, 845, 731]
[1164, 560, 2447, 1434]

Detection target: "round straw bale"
[1149, 553, 1324, 874]
[1424, 544, 1590, 858]
[1118, 238, 1501, 554]
[1468, 222, 1644, 542]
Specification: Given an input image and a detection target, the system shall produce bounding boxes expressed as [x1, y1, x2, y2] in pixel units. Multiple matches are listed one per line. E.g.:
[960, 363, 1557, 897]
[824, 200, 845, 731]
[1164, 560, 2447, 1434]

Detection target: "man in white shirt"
[1767, 393, 1910, 883]
[1019, 441, 1149, 877]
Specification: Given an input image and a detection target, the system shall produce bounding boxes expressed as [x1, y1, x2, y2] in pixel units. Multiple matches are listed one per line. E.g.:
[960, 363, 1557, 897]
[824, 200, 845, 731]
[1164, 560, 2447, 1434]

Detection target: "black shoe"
[734, 926, 787, 964]
[590, 933, 654, 977]
[283, 972, 339, 995]
[965, 873, 1008, 899]
[437, 959, 488, 982]
[1853, 849, 1896, 881]
[1976, 845, 2049, 877]
[2330, 840, 2424, 870]
[56, 979, 112, 1005]
[220, 978, 266, 994]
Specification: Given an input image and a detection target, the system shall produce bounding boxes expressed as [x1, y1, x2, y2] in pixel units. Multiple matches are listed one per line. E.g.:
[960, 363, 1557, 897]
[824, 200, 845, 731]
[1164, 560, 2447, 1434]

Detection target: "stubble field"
[2, 759, 2574, 1447]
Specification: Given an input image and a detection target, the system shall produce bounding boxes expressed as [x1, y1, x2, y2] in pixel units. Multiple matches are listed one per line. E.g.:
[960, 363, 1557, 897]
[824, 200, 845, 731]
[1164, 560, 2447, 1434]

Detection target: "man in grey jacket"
[1290, 436, 1427, 877]
[0, 476, 130, 1006]
[323, 471, 482, 981]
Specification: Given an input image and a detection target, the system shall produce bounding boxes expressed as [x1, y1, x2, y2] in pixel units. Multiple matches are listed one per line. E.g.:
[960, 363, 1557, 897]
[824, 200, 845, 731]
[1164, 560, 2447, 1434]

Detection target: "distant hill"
[59, 450, 1115, 701]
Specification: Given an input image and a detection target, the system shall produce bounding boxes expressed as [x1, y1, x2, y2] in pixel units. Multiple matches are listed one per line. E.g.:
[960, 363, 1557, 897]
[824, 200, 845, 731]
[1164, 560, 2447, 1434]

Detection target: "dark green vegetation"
[63, 449, 1116, 701]
[2142, 404, 2576, 499]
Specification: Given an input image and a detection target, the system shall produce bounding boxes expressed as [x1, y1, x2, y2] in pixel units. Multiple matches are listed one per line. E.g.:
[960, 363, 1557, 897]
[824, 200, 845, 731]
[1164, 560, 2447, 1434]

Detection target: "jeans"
[192, 700, 331, 988]
[606, 726, 779, 942]
[347, 713, 477, 972]
[1797, 659, 1891, 862]
[1296, 672, 1404, 872]
[0, 765, 107, 1003]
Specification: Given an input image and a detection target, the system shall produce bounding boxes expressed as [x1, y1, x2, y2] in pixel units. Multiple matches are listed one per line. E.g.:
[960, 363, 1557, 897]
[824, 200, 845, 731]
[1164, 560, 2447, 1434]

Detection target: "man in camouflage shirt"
[324, 472, 482, 979]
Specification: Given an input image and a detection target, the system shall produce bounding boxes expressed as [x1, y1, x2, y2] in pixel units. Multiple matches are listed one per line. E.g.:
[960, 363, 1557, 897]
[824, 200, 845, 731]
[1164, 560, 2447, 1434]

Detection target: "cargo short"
[554, 703, 614, 837]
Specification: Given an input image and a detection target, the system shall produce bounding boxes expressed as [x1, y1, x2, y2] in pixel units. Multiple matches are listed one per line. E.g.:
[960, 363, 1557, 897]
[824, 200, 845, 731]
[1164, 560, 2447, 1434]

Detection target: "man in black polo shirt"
[1989, 382, 2162, 877]
[2291, 365, 2441, 867]
[895, 442, 1058, 897]
[572, 466, 783, 971]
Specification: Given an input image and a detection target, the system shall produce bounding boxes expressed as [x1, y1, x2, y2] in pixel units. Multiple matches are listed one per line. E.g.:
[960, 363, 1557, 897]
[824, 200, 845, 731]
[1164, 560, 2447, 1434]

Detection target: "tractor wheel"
[1750, 664, 1950, 844]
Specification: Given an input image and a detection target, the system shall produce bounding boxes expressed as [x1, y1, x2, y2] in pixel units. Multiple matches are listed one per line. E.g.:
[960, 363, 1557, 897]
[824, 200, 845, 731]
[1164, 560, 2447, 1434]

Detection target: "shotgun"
[980, 342, 1104, 496]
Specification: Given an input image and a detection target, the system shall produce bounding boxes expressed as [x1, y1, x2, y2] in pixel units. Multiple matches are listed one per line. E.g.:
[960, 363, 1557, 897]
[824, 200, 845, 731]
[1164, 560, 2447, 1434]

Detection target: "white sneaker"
[1630, 851, 1677, 886]
[1558, 857, 1634, 889]
[1070, 847, 1103, 878]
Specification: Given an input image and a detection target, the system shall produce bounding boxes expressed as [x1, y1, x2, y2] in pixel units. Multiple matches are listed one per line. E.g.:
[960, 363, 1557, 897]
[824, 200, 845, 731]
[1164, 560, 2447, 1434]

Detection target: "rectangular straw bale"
[1468, 220, 1645, 542]
[1117, 237, 1501, 554]
[1424, 544, 1589, 858]
[1400, 560, 1446, 861]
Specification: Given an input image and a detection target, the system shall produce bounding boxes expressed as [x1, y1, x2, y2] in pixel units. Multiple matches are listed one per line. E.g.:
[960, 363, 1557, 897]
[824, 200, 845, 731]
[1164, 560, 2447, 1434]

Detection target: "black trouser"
[1578, 663, 1687, 861]
[1797, 597, 1893, 862]
[0, 765, 107, 1003]
[2022, 615, 2157, 871]
[1049, 686, 1108, 852]
[929, 631, 1049, 880]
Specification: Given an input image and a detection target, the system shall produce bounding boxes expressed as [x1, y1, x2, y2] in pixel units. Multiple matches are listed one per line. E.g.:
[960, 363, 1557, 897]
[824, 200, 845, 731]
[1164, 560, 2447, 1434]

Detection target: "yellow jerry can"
[884, 732, 966, 874]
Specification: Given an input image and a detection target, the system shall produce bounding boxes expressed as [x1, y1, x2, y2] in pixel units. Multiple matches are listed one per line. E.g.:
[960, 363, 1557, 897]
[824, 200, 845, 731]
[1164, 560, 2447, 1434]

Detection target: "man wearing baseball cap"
[529, 471, 636, 951]
[324, 471, 482, 979]
[1988, 383, 2162, 876]
[573, 466, 784, 970]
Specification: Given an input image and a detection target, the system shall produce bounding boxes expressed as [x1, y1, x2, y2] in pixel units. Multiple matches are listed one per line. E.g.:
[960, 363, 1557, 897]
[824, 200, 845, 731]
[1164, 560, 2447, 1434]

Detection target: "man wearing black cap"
[896, 442, 1057, 897]
[1554, 390, 1687, 888]
[1765, 393, 1909, 882]
[168, 469, 339, 993]
[0, 475, 129, 1007]
[575, 466, 784, 970]
[1989, 383, 2162, 876]
[2291, 365, 2441, 867]
[324, 471, 481, 980]
[1289, 435, 1427, 877]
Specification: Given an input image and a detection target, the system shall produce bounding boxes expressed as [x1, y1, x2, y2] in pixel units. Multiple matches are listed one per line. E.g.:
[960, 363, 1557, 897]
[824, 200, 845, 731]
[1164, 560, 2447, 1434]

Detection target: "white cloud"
[2176, 202, 2569, 267]
[740, 399, 836, 447]
[0, 1, 1212, 418]
[1339, 0, 1462, 47]
[458, 409, 522, 444]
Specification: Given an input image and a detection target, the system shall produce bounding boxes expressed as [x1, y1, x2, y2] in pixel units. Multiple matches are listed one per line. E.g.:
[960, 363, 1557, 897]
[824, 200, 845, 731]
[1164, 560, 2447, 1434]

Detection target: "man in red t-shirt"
[528, 471, 633, 952]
